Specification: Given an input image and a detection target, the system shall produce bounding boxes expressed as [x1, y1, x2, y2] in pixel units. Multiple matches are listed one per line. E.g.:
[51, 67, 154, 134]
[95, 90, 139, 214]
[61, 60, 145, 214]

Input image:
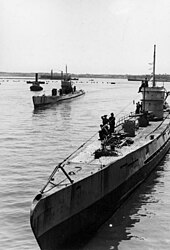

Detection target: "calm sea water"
[0, 78, 170, 250]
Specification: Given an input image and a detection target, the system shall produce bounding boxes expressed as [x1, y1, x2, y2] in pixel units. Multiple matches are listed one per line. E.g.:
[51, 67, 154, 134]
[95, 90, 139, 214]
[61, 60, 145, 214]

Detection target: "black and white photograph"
[1, 1, 170, 249]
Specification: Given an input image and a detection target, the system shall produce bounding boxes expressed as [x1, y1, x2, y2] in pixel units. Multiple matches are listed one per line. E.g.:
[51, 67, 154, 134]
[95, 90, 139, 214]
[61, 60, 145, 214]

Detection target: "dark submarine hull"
[30, 124, 170, 250]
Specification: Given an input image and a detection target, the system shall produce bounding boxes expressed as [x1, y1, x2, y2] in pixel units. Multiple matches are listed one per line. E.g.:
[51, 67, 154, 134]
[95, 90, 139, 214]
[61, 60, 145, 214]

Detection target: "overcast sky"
[1, 0, 170, 74]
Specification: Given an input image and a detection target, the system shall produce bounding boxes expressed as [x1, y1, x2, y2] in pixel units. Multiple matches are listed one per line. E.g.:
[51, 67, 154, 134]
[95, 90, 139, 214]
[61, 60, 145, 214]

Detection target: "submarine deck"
[42, 113, 170, 195]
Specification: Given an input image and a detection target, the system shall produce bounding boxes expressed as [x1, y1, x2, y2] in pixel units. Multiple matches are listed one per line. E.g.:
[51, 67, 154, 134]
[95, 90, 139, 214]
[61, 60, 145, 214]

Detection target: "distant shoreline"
[0, 72, 170, 81]
[0, 72, 127, 79]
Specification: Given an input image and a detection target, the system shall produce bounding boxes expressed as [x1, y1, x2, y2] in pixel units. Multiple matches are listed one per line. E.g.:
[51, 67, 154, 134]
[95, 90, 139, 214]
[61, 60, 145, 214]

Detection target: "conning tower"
[61, 65, 73, 94]
[141, 45, 165, 120]
[141, 86, 165, 120]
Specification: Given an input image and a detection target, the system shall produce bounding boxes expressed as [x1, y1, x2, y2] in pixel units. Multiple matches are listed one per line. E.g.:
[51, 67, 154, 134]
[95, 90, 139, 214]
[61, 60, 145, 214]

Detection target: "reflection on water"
[62, 155, 170, 250]
[79, 156, 170, 250]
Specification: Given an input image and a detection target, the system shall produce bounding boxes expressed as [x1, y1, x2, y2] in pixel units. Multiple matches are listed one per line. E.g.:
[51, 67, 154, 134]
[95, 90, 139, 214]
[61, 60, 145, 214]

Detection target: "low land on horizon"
[0, 71, 127, 79]
[1, 72, 170, 81]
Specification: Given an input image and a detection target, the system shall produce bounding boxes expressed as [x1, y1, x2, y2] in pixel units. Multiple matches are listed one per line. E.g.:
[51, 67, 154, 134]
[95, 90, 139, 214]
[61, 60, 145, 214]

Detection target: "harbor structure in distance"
[29, 73, 44, 91]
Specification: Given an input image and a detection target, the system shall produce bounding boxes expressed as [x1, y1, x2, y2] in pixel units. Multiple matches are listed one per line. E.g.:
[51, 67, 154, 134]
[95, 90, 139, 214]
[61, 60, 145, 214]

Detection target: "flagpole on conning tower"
[153, 44, 156, 87]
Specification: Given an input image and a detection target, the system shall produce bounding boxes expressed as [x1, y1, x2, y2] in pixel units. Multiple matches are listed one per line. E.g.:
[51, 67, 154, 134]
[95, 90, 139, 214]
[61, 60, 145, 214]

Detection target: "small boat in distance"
[32, 66, 85, 109]
[29, 73, 44, 91]
[27, 81, 45, 84]
[30, 46, 170, 250]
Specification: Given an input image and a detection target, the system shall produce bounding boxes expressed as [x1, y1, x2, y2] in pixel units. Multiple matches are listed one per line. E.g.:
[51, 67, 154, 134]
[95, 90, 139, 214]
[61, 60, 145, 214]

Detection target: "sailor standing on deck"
[109, 113, 115, 134]
[99, 124, 109, 149]
[135, 102, 141, 114]
[101, 115, 109, 125]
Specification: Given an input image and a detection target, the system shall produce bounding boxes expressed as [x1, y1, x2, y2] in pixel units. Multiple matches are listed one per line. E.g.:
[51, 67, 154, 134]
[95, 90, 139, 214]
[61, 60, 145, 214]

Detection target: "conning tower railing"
[115, 112, 136, 128]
